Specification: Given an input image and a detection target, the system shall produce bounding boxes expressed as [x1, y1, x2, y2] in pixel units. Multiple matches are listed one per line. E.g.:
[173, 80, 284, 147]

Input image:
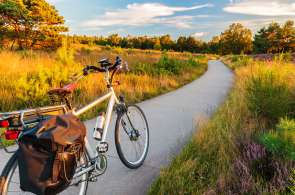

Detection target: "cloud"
[47, 0, 62, 5]
[82, 3, 213, 28]
[224, 0, 295, 16]
[191, 32, 206, 38]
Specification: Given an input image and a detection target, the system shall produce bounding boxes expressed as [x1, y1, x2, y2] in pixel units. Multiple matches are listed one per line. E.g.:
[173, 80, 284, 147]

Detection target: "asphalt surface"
[0, 60, 233, 195]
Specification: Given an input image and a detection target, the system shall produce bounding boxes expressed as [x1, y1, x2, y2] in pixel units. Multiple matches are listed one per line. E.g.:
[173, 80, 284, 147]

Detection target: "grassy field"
[149, 55, 295, 194]
[0, 44, 211, 146]
[0, 43, 210, 120]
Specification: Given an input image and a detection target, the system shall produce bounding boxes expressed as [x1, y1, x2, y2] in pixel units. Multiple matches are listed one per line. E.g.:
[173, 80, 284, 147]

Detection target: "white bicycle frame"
[0, 64, 132, 195]
[72, 86, 120, 161]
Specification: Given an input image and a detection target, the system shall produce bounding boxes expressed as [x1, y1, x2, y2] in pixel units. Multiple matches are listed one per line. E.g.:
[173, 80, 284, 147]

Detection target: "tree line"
[69, 21, 294, 55]
[0, 0, 294, 54]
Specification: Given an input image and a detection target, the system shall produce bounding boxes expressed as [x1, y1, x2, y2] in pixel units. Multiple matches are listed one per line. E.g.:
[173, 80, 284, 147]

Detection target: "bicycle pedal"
[89, 177, 98, 182]
[96, 142, 108, 153]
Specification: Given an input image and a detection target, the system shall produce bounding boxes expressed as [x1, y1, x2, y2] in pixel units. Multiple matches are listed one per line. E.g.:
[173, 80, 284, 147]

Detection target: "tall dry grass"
[149, 56, 295, 194]
[0, 45, 208, 119]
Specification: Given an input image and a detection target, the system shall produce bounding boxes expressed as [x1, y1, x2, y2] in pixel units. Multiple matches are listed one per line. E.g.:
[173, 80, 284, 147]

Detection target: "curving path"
[0, 60, 233, 195]
[84, 60, 233, 195]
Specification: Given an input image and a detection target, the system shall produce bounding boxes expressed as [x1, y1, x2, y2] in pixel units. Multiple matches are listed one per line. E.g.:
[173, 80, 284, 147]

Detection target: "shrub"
[14, 65, 73, 107]
[228, 55, 253, 70]
[132, 54, 202, 76]
[260, 118, 295, 160]
[157, 54, 182, 75]
[112, 46, 124, 54]
[80, 47, 92, 54]
[245, 67, 292, 122]
[231, 139, 294, 194]
[56, 38, 75, 65]
[274, 52, 292, 63]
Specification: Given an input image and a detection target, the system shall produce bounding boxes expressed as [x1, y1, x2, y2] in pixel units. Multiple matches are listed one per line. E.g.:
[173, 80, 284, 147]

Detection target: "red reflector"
[0, 120, 9, 127]
[5, 130, 20, 140]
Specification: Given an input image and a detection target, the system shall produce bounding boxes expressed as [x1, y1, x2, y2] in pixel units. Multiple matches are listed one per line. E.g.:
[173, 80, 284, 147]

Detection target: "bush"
[56, 38, 75, 65]
[157, 54, 182, 75]
[274, 52, 292, 63]
[227, 55, 253, 70]
[245, 67, 292, 122]
[260, 118, 295, 160]
[132, 54, 202, 76]
[14, 65, 73, 108]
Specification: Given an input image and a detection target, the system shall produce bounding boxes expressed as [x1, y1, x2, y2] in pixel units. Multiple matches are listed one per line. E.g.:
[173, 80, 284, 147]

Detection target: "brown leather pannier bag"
[18, 114, 86, 195]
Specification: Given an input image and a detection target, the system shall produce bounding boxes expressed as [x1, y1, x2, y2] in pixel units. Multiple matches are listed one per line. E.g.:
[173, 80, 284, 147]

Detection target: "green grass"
[245, 66, 294, 123]
[259, 118, 295, 160]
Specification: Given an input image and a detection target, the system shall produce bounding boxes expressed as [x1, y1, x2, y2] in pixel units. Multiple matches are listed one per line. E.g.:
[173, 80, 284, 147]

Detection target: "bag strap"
[52, 145, 63, 183]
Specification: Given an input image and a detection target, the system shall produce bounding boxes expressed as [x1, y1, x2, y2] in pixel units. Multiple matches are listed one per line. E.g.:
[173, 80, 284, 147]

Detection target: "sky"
[47, 0, 295, 41]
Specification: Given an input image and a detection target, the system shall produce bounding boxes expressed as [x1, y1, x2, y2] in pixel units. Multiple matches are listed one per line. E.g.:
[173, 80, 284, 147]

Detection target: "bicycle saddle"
[48, 83, 77, 95]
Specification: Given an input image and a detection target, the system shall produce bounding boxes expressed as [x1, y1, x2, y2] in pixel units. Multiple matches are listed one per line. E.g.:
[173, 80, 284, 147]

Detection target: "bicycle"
[0, 56, 150, 195]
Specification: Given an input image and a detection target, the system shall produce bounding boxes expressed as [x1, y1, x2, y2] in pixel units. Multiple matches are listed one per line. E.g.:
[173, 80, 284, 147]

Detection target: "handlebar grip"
[83, 65, 105, 75]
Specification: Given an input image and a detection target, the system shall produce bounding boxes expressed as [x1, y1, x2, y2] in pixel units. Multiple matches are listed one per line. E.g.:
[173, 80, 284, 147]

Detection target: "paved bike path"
[85, 60, 233, 195]
[0, 60, 233, 195]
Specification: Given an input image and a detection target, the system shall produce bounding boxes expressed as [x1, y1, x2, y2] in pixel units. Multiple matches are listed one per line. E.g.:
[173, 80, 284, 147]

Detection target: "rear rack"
[0, 105, 68, 128]
[0, 105, 68, 153]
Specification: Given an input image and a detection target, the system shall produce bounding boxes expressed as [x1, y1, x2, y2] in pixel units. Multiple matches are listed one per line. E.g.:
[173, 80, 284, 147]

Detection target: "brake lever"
[83, 66, 90, 76]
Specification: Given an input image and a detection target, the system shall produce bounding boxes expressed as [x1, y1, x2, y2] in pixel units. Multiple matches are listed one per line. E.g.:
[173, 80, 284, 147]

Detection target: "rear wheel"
[115, 105, 149, 169]
[0, 152, 89, 195]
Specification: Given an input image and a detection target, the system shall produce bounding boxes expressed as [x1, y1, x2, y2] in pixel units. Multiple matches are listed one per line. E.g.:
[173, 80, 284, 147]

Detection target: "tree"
[254, 20, 295, 54]
[176, 36, 187, 52]
[253, 27, 270, 54]
[263, 22, 281, 53]
[0, 0, 68, 49]
[160, 34, 174, 50]
[208, 35, 221, 54]
[186, 36, 204, 53]
[107, 34, 121, 46]
[219, 23, 253, 55]
[152, 37, 161, 50]
[280, 20, 295, 52]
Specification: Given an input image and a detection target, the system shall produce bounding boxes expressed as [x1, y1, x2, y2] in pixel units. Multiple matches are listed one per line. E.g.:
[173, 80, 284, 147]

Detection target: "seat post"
[64, 96, 72, 110]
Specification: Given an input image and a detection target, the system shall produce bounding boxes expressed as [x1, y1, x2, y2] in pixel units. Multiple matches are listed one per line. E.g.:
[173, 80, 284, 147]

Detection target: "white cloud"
[82, 3, 213, 28]
[224, 0, 295, 16]
[47, 0, 61, 5]
[191, 32, 206, 38]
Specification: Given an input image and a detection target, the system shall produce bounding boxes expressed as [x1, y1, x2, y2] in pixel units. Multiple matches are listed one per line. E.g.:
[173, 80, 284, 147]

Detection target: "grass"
[260, 118, 295, 160]
[149, 55, 295, 194]
[290, 169, 295, 193]
[0, 43, 209, 145]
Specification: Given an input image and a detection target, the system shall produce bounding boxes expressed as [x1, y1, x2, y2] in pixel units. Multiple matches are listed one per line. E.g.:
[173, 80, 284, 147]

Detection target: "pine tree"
[0, 0, 68, 49]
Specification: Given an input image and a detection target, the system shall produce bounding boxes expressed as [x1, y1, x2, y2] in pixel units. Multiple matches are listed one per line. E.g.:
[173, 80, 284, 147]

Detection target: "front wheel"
[115, 105, 149, 169]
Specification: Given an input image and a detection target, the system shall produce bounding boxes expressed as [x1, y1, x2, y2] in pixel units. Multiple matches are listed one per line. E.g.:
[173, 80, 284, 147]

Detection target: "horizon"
[48, 0, 295, 41]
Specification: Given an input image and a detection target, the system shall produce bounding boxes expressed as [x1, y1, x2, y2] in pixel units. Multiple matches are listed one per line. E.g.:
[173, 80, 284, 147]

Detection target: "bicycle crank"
[89, 153, 108, 182]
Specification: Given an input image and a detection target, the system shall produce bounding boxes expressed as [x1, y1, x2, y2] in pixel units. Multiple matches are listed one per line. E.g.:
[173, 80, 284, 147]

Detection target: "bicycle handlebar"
[83, 56, 124, 76]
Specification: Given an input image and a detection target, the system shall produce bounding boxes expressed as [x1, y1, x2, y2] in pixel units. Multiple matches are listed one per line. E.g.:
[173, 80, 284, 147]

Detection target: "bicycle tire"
[0, 152, 89, 195]
[115, 104, 149, 169]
